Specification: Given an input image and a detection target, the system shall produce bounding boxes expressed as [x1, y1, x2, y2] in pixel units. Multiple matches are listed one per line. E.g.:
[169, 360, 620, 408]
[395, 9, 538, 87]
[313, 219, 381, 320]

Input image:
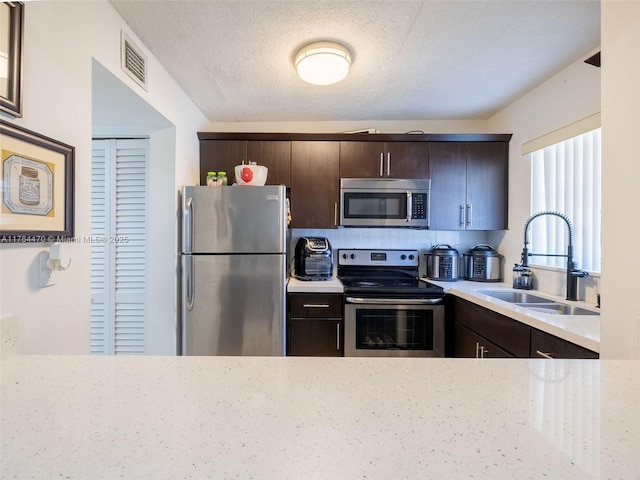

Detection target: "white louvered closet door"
[91, 138, 148, 355]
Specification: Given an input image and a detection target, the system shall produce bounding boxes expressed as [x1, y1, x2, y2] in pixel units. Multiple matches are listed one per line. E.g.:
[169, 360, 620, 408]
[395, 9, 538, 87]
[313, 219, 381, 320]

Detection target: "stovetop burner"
[339, 275, 443, 296]
[353, 281, 383, 287]
[337, 248, 444, 298]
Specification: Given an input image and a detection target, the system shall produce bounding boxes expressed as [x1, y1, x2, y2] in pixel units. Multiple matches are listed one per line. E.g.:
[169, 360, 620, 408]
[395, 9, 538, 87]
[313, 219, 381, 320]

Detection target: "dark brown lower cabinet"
[454, 297, 530, 357]
[288, 319, 343, 356]
[452, 296, 599, 359]
[453, 322, 512, 358]
[530, 328, 599, 359]
[287, 293, 343, 356]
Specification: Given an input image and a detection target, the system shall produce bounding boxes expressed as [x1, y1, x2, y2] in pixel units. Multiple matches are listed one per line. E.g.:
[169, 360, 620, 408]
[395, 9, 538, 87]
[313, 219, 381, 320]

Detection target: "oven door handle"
[345, 297, 442, 305]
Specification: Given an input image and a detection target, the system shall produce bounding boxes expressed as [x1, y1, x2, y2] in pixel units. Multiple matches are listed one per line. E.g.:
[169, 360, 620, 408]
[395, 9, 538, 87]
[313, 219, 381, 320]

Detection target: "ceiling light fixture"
[295, 41, 351, 86]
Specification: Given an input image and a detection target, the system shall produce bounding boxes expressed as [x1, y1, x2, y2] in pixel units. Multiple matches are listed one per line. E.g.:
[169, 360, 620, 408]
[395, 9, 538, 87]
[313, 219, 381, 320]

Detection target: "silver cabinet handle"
[302, 304, 330, 308]
[467, 204, 472, 226]
[336, 324, 340, 350]
[334, 202, 338, 226]
[475, 342, 480, 358]
[460, 205, 465, 226]
[387, 152, 391, 176]
[379, 153, 384, 177]
[536, 350, 554, 359]
[481, 346, 488, 358]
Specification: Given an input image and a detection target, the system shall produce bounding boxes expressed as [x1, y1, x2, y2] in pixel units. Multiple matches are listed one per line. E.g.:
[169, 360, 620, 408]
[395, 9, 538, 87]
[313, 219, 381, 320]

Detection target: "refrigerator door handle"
[186, 255, 195, 311]
[183, 196, 193, 253]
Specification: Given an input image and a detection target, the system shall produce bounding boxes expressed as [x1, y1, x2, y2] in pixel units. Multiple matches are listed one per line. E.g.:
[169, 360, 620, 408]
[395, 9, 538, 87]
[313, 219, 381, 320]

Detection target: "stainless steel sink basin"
[515, 303, 600, 316]
[479, 290, 551, 304]
[479, 290, 600, 316]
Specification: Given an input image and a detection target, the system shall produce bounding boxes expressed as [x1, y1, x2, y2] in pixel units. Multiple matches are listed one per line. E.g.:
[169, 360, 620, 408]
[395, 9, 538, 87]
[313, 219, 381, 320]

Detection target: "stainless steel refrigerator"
[180, 185, 288, 356]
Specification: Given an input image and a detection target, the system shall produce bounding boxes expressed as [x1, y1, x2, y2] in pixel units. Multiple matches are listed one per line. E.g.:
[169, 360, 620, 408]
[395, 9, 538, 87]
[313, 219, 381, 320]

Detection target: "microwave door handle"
[406, 191, 412, 222]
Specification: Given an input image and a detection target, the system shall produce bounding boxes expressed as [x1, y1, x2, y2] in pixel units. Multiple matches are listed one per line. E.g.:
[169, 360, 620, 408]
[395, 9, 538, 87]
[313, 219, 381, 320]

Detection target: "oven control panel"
[338, 249, 418, 267]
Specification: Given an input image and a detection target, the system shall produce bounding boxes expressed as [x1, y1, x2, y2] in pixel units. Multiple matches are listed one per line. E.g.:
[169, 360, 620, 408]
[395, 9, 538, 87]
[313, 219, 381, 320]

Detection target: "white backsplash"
[291, 228, 493, 278]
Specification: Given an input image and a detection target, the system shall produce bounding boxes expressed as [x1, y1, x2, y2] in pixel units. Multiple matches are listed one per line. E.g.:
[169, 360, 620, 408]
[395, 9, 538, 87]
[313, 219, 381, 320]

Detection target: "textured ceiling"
[109, 0, 600, 123]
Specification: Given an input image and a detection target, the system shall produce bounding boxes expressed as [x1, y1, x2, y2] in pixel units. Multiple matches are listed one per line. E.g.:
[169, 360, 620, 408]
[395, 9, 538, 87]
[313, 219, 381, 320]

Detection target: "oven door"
[344, 297, 444, 357]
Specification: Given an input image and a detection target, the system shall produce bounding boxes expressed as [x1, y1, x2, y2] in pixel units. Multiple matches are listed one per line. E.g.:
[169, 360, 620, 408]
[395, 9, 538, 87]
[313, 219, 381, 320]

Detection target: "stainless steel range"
[338, 249, 445, 357]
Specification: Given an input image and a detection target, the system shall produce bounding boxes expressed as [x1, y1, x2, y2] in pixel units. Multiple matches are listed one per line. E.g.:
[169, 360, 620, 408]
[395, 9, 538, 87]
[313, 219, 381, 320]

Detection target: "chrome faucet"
[521, 211, 588, 301]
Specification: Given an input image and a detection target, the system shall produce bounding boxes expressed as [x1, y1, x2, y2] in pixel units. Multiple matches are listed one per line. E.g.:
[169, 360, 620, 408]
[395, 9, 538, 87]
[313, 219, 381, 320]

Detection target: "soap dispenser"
[512, 264, 533, 290]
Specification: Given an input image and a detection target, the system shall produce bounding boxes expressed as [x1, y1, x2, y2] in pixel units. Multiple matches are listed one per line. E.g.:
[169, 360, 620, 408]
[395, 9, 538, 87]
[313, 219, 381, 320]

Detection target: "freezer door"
[182, 185, 286, 254]
[181, 254, 286, 356]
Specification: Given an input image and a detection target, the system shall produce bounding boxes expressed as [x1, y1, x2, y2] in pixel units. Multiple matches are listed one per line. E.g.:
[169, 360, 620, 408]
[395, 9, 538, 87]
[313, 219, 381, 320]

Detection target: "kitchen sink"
[479, 290, 600, 316]
[479, 290, 551, 304]
[514, 303, 600, 316]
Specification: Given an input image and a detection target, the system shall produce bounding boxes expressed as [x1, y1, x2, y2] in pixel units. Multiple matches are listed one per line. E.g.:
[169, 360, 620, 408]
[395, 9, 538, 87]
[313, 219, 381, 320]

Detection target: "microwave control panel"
[412, 193, 428, 219]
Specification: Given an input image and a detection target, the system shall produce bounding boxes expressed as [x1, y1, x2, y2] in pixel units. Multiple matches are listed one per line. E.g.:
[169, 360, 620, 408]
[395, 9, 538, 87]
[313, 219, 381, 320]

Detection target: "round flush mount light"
[295, 41, 352, 85]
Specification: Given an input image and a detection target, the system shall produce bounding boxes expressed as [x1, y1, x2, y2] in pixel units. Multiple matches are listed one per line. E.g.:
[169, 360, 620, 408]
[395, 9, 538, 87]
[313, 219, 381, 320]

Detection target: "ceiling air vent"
[121, 31, 147, 90]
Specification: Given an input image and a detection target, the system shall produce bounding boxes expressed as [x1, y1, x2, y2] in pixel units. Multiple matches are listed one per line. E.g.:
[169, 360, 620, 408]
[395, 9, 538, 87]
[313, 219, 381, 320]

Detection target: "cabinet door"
[288, 318, 343, 356]
[530, 329, 599, 359]
[199, 140, 246, 185]
[384, 142, 429, 179]
[455, 297, 531, 357]
[453, 322, 512, 358]
[466, 142, 508, 230]
[247, 141, 291, 187]
[291, 141, 340, 229]
[339, 141, 385, 178]
[428, 142, 467, 230]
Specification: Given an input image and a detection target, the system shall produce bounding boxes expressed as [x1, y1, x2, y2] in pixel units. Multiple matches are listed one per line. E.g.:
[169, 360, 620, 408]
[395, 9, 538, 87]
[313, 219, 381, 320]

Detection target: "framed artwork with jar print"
[0, 120, 75, 242]
[0, 2, 24, 117]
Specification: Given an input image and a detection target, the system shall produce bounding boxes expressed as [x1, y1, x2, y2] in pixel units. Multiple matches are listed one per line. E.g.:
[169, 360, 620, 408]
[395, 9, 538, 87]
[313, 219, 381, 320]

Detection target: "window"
[528, 128, 601, 272]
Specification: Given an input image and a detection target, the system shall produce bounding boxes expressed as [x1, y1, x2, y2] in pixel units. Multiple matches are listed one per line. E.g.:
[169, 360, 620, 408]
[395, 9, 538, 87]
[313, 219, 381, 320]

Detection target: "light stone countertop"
[425, 279, 601, 352]
[287, 275, 344, 293]
[1, 355, 638, 479]
[286, 276, 600, 352]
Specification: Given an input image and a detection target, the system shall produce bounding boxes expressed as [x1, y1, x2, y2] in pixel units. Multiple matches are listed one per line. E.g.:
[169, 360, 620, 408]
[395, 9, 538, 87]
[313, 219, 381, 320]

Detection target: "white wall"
[207, 120, 489, 134]
[600, 1, 640, 359]
[0, 2, 207, 354]
[486, 51, 601, 302]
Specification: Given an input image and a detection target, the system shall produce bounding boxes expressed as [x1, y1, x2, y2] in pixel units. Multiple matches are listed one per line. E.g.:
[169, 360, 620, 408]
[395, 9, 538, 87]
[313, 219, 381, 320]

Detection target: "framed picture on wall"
[0, 2, 24, 118]
[0, 120, 75, 242]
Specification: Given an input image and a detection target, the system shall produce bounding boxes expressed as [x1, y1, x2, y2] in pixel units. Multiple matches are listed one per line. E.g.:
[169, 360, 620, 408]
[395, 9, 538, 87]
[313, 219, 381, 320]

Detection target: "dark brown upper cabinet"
[339, 141, 429, 179]
[199, 140, 291, 186]
[290, 141, 340, 229]
[197, 133, 510, 231]
[429, 142, 508, 230]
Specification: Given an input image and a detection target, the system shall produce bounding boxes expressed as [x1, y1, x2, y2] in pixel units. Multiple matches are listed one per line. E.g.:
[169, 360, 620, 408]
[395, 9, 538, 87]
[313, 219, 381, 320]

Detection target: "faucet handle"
[571, 269, 589, 278]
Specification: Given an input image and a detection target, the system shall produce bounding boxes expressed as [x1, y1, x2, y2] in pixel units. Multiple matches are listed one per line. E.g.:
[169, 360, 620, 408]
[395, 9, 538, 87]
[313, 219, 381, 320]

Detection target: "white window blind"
[91, 138, 148, 355]
[529, 128, 601, 272]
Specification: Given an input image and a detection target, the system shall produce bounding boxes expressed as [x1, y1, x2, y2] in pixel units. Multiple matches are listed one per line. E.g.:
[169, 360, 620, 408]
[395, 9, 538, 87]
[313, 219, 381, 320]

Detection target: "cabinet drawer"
[530, 329, 599, 359]
[455, 297, 530, 357]
[289, 293, 343, 318]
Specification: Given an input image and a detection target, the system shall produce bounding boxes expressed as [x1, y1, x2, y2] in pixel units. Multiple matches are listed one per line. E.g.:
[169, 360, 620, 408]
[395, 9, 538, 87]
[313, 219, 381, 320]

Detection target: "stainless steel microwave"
[340, 178, 431, 228]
